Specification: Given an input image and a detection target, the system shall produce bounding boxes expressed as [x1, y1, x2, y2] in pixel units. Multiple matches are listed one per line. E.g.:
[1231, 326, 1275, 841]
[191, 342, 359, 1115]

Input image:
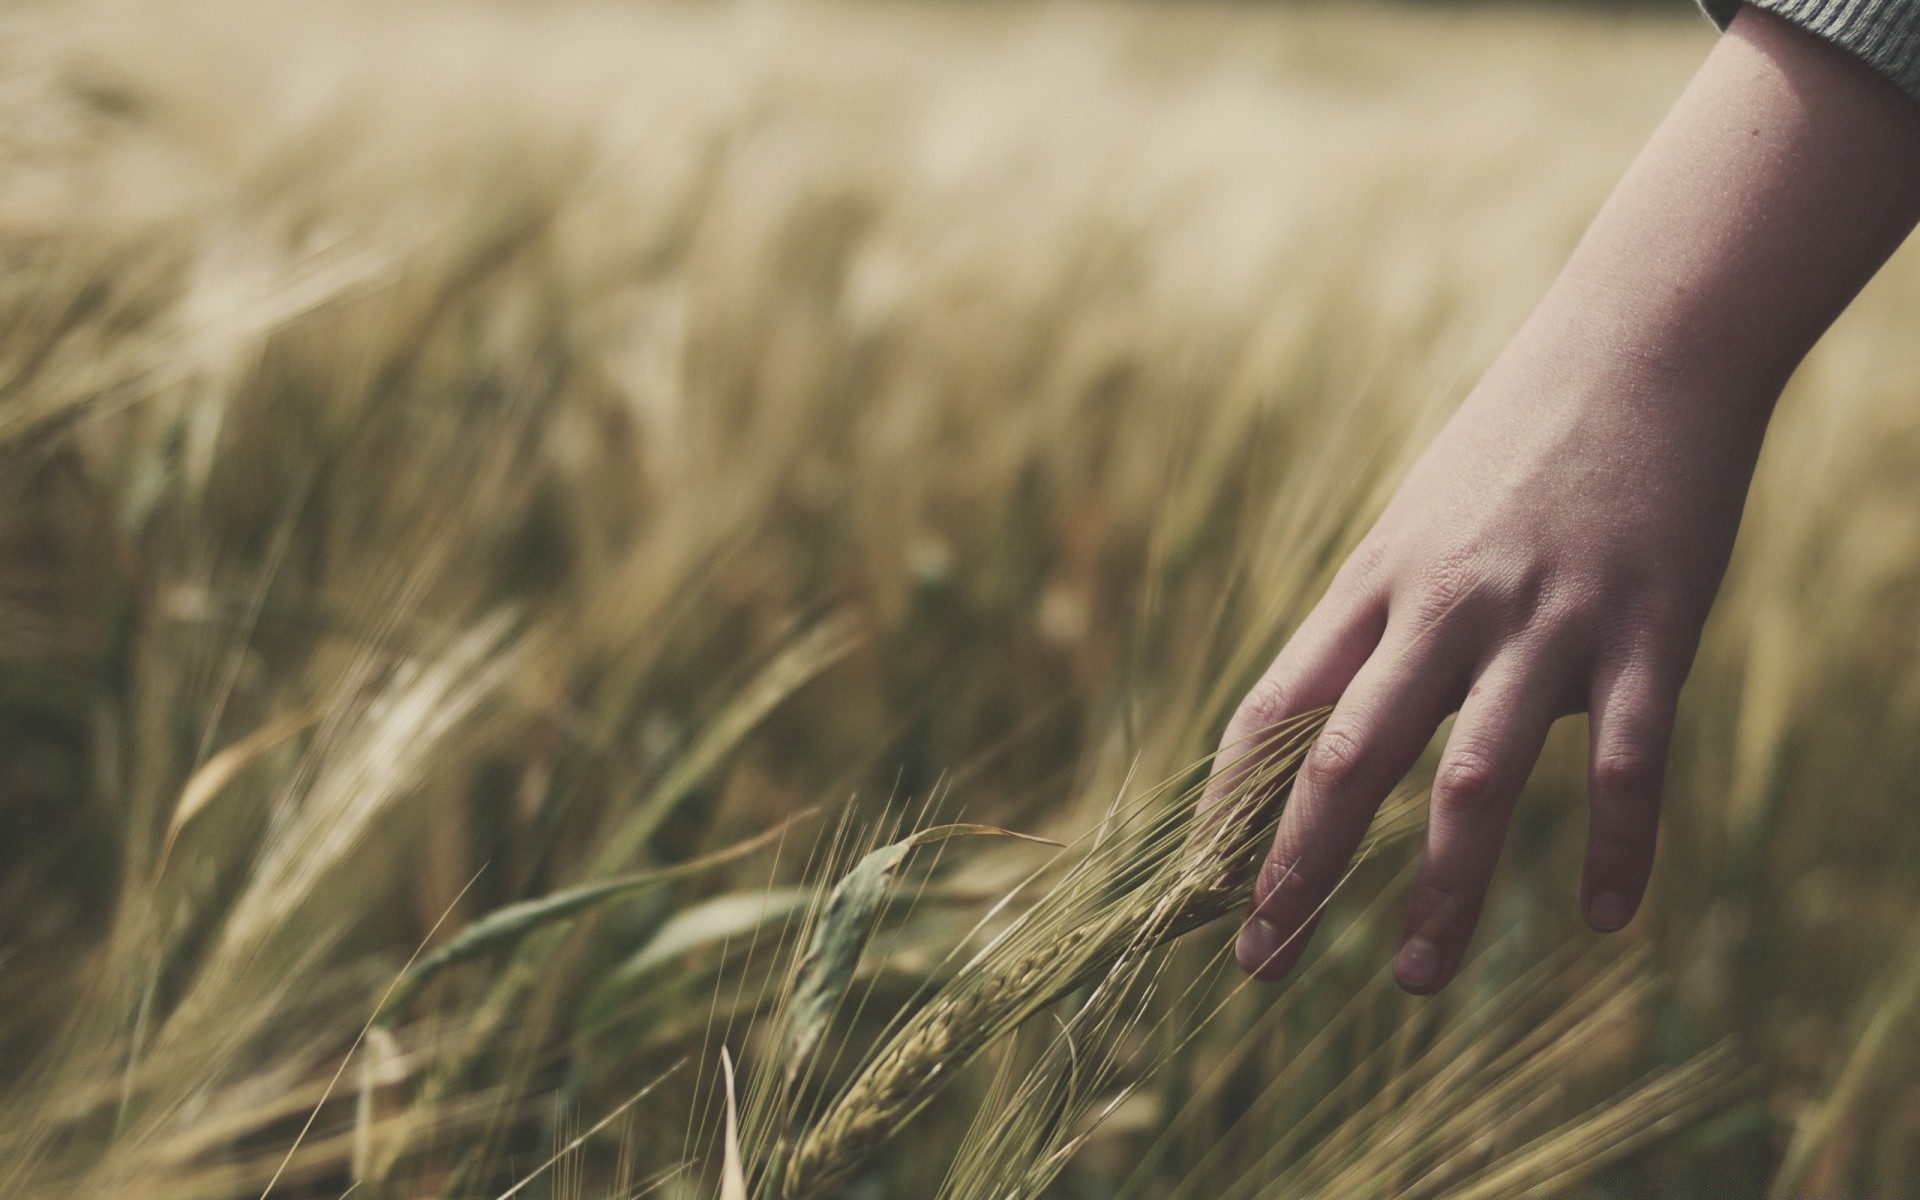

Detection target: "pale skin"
[1209, 5, 1920, 994]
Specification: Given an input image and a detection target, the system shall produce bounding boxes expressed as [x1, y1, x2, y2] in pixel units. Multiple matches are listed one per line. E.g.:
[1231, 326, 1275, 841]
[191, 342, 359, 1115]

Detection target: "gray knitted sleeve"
[1700, 1, 1920, 105]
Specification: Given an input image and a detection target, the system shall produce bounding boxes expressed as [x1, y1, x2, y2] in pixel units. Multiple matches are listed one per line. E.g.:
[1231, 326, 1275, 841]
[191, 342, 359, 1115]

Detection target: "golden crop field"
[3, 1, 1918, 1195]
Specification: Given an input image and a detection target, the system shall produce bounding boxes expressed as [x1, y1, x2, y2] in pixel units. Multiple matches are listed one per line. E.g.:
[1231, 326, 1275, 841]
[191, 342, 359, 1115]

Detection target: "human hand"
[1207, 3, 1920, 993]
[1210, 323, 1763, 993]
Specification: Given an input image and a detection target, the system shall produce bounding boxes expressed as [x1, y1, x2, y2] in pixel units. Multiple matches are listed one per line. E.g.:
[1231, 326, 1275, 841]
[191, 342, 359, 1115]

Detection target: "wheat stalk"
[775, 711, 1336, 1200]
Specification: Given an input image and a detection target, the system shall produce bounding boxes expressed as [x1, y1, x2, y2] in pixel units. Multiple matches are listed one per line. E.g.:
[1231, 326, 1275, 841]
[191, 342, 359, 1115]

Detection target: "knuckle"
[1406, 880, 1470, 930]
[1500, 567, 1585, 646]
[1341, 539, 1393, 590]
[1608, 590, 1671, 631]
[1526, 577, 1589, 636]
[1406, 555, 1555, 636]
[1496, 561, 1548, 610]
[1597, 602, 1682, 663]
[1432, 748, 1502, 815]
[1238, 679, 1295, 736]
[1255, 848, 1317, 914]
[1409, 555, 1481, 626]
[1301, 725, 1365, 794]
[1591, 749, 1661, 797]
[1255, 852, 1302, 904]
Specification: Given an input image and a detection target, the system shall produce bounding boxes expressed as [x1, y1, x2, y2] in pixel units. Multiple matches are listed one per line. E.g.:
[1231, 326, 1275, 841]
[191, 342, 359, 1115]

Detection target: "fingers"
[1236, 620, 1468, 980]
[1203, 586, 1387, 816]
[1581, 657, 1677, 932]
[1217, 558, 1686, 989]
[1393, 656, 1564, 993]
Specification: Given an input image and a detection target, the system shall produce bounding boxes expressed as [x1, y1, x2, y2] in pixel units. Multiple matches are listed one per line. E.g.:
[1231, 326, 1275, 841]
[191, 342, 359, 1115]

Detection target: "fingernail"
[1589, 891, 1632, 932]
[1396, 938, 1440, 991]
[1237, 916, 1283, 973]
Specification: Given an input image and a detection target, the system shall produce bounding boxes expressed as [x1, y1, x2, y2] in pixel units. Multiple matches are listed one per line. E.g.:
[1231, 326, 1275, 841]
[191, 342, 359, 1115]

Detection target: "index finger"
[1236, 619, 1469, 980]
[1204, 590, 1386, 818]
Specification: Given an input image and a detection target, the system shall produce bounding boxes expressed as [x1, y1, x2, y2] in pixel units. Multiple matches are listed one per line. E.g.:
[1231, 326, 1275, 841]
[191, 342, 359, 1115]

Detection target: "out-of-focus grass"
[1, 1, 1917, 1195]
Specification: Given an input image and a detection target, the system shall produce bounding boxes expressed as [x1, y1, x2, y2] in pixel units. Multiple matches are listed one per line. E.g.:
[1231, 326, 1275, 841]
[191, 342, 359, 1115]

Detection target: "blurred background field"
[3, 0, 1919, 1195]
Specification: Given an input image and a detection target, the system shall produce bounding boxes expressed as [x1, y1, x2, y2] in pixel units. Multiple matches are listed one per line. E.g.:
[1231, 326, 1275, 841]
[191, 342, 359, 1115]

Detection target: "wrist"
[1520, 266, 1789, 403]
[1504, 274, 1787, 434]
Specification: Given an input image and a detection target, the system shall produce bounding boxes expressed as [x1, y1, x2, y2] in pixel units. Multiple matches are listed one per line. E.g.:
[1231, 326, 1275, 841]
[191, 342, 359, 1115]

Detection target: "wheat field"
[2, 0, 1919, 1195]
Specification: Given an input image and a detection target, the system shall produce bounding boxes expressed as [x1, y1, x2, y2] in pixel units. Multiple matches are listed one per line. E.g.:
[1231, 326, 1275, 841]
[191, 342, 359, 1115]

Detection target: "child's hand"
[1210, 3, 1920, 993]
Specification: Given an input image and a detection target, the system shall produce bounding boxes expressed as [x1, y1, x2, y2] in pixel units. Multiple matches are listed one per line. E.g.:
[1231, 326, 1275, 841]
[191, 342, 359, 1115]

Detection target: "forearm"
[1529, 6, 1920, 407]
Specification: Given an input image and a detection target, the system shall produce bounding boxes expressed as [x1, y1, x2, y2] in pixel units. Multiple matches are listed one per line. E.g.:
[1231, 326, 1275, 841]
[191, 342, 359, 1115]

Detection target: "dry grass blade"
[156, 709, 321, 874]
[1771, 931, 1920, 1196]
[493, 1066, 684, 1200]
[256, 871, 484, 1200]
[1230, 945, 1735, 1200]
[594, 619, 861, 874]
[722, 1049, 748, 1200]
[1439, 1042, 1747, 1200]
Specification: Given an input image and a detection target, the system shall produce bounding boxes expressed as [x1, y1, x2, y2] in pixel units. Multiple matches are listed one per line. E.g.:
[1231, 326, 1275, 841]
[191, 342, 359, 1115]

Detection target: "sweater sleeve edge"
[1696, 0, 1920, 108]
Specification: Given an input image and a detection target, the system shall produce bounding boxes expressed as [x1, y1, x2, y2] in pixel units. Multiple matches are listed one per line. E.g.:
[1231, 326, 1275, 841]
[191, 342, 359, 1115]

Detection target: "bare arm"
[1211, 5, 1920, 993]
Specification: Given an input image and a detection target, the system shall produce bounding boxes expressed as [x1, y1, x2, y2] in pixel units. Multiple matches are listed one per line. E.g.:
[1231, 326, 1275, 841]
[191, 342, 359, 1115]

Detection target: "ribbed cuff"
[1700, 0, 1920, 106]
